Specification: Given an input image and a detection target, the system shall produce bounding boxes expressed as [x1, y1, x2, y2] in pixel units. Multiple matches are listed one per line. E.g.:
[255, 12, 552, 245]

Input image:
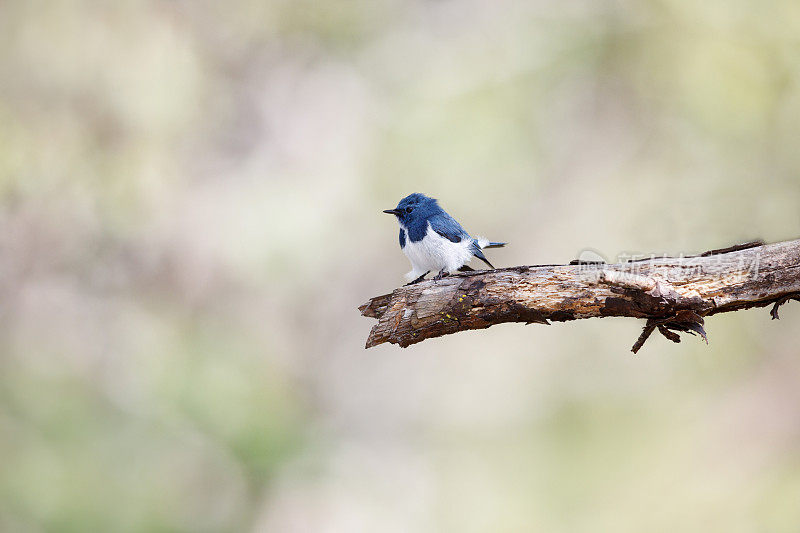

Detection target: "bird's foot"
[433, 269, 449, 282]
[405, 272, 430, 285]
[457, 265, 475, 272]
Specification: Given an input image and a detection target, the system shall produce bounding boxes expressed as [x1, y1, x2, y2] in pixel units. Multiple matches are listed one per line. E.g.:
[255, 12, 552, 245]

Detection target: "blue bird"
[383, 193, 506, 284]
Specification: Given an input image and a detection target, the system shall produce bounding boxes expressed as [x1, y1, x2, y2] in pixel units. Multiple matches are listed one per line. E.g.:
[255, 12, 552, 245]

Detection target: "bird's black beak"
[383, 209, 401, 215]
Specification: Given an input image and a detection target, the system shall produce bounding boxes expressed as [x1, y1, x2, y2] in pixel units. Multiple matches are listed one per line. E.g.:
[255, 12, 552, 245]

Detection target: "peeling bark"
[359, 239, 800, 352]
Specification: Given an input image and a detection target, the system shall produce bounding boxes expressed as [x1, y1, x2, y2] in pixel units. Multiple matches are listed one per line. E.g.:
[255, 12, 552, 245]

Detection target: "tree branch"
[359, 239, 800, 352]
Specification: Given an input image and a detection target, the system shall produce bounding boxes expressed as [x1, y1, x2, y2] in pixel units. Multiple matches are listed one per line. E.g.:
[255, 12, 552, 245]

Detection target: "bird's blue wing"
[430, 212, 497, 269]
[470, 243, 495, 269]
[428, 213, 470, 243]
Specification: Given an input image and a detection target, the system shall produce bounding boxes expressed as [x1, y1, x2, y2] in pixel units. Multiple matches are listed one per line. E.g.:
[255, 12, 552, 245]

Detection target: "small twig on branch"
[771, 294, 800, 320]
[359, 238, 800, 352]
[630, 310, 707, 354]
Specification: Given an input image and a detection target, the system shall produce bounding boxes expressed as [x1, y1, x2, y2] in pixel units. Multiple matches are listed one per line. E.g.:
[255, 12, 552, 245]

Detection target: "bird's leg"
[433, 269, 449, 281]
[457, 265, 475, 272]
[405, 271, 429, 285]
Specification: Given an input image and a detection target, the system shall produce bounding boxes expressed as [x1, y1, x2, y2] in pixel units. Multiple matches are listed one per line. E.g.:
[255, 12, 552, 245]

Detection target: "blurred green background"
[1, 1, 800, 531]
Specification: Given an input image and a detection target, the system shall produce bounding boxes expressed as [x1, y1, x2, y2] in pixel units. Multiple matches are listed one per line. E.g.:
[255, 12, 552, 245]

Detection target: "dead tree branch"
[359, 239, 800, 352]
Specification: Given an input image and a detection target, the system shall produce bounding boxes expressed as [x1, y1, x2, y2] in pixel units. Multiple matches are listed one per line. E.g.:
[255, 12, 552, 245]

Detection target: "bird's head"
[383, 193, 441, 225]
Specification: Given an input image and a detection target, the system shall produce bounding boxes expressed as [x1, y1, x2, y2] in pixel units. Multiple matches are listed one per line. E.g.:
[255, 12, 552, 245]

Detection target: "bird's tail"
[475, 237, 507, 249]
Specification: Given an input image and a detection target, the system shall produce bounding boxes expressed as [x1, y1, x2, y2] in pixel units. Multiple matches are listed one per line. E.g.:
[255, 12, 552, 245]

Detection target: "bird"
[383, 193, 506, 284]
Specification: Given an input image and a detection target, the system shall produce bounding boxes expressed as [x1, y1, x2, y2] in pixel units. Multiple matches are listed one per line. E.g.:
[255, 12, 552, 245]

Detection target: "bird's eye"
[405, 207, 413, 213]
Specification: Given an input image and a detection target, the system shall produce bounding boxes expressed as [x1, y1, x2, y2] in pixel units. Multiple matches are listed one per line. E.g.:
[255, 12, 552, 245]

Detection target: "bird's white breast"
[400, 223, 473, 280]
